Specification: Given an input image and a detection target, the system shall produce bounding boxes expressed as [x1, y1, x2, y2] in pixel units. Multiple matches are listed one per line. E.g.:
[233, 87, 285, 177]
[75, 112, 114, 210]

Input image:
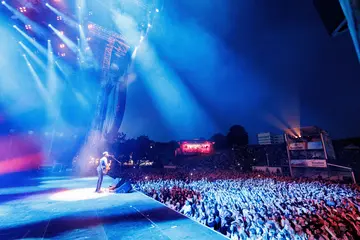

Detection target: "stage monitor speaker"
[114, 181, 132, 193]
[313, 0, 348, 36]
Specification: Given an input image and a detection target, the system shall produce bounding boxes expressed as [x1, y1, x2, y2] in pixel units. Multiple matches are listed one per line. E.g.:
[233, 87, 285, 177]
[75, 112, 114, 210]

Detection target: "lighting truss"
[339, 0, 360, 62]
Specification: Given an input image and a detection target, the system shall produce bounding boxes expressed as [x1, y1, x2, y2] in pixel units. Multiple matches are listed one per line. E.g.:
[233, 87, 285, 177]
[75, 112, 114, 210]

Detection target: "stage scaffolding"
[339, 0, 360, 62]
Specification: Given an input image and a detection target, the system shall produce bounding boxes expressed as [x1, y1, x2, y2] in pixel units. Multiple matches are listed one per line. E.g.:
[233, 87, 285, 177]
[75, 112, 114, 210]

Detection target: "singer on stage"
[95, 151, 112, 193]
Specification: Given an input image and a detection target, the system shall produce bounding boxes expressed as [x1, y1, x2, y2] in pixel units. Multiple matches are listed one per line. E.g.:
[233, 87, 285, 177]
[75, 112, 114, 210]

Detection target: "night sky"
[120, 0, 360, 143]
[1, 0, 359, 144]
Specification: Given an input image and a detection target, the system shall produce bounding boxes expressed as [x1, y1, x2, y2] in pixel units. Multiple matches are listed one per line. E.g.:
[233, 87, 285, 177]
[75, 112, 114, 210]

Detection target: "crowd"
[134, 171, 360, 240]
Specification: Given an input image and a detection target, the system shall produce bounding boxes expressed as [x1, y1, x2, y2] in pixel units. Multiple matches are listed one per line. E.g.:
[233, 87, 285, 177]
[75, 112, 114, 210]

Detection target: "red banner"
[291, 159, 327, 168]
[289, 142, 307, 150]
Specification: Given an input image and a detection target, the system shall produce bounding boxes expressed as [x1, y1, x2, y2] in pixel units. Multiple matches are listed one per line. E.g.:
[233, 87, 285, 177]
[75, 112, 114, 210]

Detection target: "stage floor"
[0, 175, 226, 240]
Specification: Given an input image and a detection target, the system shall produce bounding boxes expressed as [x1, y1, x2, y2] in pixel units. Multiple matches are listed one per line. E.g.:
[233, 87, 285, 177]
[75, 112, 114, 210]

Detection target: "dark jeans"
[95, 168, 104, 192]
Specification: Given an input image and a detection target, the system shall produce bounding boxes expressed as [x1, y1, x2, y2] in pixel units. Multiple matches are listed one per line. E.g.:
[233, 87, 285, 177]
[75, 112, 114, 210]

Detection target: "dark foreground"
[0, 175, 225, 240]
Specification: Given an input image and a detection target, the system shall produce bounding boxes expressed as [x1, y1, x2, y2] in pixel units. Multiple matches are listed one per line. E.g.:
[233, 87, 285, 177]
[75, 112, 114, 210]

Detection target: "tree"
[227, 125, 249, 147]
[210, 133, 228, 150]
[110, 132, 127, 156]
[136, 135, 152, 159]
[116, 132, 127, 143]
[123, 138, 137, 155]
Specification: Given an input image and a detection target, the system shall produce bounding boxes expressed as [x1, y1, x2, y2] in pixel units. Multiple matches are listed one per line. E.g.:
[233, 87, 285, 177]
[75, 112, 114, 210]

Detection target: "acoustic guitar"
[102, 161, 112, 174]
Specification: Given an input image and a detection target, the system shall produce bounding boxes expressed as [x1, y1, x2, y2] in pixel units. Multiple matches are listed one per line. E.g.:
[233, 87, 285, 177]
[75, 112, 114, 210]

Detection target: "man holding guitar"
[95, 151, 113, 193]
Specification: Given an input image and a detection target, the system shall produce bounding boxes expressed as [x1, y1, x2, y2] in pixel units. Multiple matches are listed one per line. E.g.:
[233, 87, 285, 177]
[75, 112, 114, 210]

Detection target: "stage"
[0, 175, 226, 240]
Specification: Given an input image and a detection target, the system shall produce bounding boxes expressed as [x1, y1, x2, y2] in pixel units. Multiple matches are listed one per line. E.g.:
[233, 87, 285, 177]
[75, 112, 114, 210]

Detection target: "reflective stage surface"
[0, 176, 225, 240]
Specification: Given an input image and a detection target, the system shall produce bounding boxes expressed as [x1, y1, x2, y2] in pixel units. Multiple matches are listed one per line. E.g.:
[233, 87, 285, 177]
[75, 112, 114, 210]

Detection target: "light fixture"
[19, 7, 27, 13]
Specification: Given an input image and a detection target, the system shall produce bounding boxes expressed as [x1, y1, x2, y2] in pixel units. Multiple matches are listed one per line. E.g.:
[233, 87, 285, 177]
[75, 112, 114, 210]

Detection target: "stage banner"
[307, 141, 323, 150]
[291, 159, 327, 168]
[289, 142, 307, 150]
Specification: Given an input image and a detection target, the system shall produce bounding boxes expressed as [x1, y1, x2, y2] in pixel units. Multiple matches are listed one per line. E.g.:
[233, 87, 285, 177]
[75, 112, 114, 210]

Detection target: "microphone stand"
[109, 155, 122, 164]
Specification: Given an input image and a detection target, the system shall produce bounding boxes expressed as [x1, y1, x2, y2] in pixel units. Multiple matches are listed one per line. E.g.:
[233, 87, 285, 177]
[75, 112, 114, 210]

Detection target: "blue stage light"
[48, 24, 52, 27]
[1, 1, 5, 5]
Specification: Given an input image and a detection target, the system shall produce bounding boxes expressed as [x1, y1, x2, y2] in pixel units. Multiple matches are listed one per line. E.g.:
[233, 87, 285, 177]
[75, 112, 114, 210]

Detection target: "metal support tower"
[339, 0, 360, 62]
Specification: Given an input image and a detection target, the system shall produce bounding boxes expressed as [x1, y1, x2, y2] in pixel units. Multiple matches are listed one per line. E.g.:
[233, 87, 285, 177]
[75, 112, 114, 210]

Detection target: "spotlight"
[13, 25, 16, 28]
[155, 8, 159, 12]
[45, 3, 49, 7]
[48, 39, 51, 42]
[48, 24, 52, 27]
[18, 41, 22, 44]
[1, 1, 5, 5]
[147, 23, 151, 28]
[78, 24, 82, 28]
[22, 54, 25, 57]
